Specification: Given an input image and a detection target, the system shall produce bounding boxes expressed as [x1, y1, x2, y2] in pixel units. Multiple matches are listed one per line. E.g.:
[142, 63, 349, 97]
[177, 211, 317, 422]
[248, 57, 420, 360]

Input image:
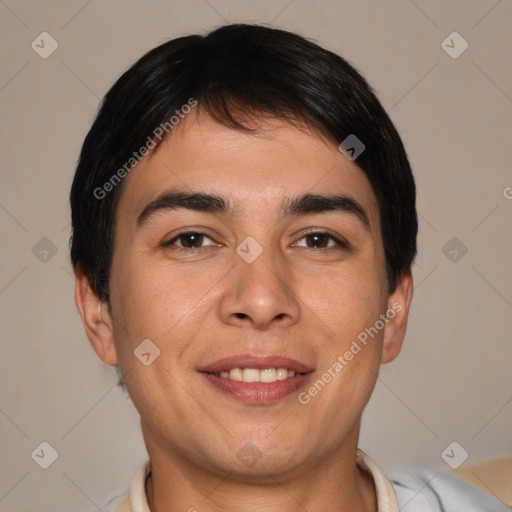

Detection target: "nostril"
[235, 313, 248, 319]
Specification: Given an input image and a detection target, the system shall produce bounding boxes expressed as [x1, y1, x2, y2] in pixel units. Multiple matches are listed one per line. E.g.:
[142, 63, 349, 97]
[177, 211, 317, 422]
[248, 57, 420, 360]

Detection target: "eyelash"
[162, 230, 349, 251]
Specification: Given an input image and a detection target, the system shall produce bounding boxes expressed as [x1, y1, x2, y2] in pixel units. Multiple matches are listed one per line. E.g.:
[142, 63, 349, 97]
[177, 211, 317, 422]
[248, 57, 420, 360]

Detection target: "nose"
[218, 250, 301, 330]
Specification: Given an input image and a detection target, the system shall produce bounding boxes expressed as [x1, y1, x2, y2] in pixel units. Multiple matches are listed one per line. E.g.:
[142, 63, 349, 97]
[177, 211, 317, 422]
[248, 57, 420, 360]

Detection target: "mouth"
[210, 367, 301, 383]
[198, 354, 314, 404]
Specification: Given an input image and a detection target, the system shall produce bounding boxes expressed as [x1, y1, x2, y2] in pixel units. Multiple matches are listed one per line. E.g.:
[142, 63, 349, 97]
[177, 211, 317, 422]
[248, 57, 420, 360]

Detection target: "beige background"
[1, 1, 511, 510]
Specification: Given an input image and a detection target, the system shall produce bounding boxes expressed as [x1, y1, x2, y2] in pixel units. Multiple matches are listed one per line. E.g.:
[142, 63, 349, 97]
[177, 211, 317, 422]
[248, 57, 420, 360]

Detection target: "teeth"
[243, 368, 260, 382]
[260, 368, 277, 383]
[277, 368, 288, 380]
[215, 368, 298, 383]
[229, 368, 243, 381]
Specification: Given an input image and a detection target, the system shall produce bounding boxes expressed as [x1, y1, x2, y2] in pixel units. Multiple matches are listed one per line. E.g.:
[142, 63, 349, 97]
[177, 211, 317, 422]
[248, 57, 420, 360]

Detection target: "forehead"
[116, 111, 380, 226]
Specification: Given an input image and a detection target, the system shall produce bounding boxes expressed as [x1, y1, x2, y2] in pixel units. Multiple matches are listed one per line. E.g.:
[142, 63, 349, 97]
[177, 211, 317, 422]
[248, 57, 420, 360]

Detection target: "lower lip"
[201, 372, 313, 404]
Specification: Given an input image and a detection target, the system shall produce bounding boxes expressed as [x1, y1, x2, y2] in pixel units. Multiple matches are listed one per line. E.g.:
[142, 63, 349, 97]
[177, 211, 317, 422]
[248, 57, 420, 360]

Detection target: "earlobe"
[74, 268, 118, 366]
[381, 272, 414, 364]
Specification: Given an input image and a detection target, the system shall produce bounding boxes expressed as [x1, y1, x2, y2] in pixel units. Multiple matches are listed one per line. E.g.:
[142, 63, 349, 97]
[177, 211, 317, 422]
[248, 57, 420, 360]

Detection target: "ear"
[381, 272, 414, 364]
[74, 267, 118, 366]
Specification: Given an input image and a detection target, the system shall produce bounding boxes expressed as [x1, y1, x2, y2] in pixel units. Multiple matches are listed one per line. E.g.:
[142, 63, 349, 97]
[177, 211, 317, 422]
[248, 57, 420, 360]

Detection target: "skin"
[75, 110, 413, 512]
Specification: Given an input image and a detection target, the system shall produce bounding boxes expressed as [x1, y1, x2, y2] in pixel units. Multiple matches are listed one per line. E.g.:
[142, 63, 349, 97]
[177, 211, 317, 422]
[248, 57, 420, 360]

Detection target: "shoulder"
[388, 465, 510, 512]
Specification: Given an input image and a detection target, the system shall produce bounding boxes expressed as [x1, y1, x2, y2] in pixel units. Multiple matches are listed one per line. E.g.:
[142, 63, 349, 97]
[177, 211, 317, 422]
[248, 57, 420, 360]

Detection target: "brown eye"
[295, 232, 348, 249]
[306, 233, 330, 248]
[178, 233, 204, 248]
[163, 232, 216, 249]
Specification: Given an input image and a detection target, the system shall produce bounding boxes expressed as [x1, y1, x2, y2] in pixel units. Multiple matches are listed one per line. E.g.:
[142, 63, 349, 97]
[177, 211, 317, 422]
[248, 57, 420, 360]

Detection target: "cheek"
[298, 263, 386, 409]
[109, 257, 222, 350]
[108, 260, 218, 408]
[301, 263, 386, 343]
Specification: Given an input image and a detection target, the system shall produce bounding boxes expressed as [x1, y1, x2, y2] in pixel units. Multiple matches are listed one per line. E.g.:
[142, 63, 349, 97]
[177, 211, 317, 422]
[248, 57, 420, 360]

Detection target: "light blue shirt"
[389, 465, 510, 511]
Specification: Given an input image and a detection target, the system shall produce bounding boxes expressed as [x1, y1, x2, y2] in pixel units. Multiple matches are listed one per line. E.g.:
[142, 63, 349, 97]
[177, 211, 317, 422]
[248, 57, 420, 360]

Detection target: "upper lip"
[198, 354, 314, 374]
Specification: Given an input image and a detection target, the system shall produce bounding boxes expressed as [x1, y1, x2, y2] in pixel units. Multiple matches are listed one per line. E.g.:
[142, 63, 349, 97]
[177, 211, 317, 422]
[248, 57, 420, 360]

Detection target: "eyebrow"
[283, 193, 370, 229]
[136, 190, 370, 230]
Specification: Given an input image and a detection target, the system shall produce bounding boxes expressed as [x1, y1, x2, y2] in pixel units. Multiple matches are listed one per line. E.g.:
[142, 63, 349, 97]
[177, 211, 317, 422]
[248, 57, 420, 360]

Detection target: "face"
[76, 111, 412, 480]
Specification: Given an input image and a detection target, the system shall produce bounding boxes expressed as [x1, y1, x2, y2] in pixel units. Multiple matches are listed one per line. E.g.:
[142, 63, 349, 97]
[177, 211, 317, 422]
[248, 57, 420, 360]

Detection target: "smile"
[198, 354, 314, 404]
[211, 367, 299, 383]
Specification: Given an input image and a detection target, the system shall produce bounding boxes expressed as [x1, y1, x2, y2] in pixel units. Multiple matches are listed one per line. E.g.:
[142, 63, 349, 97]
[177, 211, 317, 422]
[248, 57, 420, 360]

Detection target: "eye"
[294, 232, 348, 249]
[163, 231, 218, 249]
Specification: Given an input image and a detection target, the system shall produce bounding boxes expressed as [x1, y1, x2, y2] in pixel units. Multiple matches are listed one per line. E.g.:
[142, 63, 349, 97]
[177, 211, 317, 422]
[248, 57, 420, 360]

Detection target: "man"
[70, 24, 507, 512]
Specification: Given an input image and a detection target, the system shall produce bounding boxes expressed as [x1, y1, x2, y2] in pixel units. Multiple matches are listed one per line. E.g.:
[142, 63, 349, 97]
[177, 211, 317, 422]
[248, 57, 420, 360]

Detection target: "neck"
[143, 426, 377, 512]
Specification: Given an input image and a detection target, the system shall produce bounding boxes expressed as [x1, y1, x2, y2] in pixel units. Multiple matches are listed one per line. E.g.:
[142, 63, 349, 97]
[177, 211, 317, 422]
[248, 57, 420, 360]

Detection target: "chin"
[197, 436, 311, 482]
